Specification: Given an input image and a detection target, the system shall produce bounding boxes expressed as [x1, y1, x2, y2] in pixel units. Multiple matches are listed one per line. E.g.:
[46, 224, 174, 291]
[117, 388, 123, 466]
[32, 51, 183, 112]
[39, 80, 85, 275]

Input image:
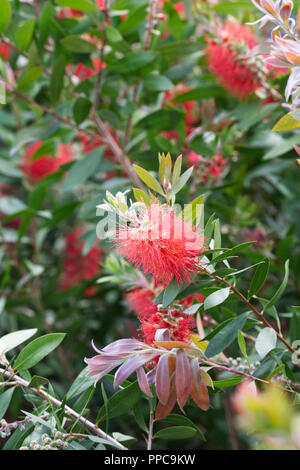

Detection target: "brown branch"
[210, 272, 297, 356]
[93, 115, 145, 190]
[0, 367, 127, 450]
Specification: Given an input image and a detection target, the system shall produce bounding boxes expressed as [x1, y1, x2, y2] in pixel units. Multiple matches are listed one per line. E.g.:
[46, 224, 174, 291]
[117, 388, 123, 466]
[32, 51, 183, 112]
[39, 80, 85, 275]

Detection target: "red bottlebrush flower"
[115, 204, 205, 285]
[139, 309, 195, 346]
[159, 0, 185, 14]
[186, 151, 202, 164]
[125, 288, 157, 317]
[60, 228, 102, 297]
[187, 151, 226, 183]
[180, 293, 204, 306]
[68, 58, 106, 81]
[0, 41, 11, 61]
[206, 21, 260, 99]
[20, 141, 73, 184]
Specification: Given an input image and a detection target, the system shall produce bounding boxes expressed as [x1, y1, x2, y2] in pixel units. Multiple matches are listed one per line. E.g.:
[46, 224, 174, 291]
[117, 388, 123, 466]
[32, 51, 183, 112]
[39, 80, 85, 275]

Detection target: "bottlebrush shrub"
[1, 0, 300, 452]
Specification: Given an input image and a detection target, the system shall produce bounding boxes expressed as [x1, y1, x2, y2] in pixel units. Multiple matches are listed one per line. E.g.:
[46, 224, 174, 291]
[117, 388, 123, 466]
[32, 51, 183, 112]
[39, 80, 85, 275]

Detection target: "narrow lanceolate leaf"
[56, 0, 99, 12]
[133, 165, 164, 195]
[0, 387, 15, 420]
[14, 333, 66, 370]
[0, 329, 37, 355]
[156, 355, 170, 405]
[255, 327, 277, 359]
[248, 257, 270, 300]
[0, 0, 11, 33]
[190, 359, 209, 411]
[15, 18, 36, 51]
[237, 330, 251, 369]
[176, 350, 191, 409]
[172, 154, 182, 185]
[264, 259, 289, 310]
[272, 112, 300, 131]
[154, 426, 197, 440]
[136, 367, 152, 398]
[169, 167, 194, 198]
[204, 287, 230, 310]
[205, 312, 248, 358]
[133, 188, 150, 205]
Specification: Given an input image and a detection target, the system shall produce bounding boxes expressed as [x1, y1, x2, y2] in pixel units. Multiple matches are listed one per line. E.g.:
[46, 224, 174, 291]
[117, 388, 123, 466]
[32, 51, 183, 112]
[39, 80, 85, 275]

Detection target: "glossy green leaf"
[248, 257, 270, 300]
[0, 0, 11, 34]
[14, 333, 66, 370]
[205, 312, 248, 358]
[255, 327, 277, 359]
[0, 387, 15, 420]
[204, 287, 230, 310]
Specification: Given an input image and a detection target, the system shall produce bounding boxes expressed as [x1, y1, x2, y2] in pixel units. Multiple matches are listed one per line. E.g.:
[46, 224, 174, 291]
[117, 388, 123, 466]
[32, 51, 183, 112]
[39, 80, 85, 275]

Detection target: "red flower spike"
[115, 204, 205, 285]
[206, 21, 260, 99]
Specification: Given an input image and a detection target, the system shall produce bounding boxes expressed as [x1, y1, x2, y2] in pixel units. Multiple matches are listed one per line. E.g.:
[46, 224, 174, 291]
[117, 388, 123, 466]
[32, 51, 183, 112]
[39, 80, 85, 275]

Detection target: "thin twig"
[0, 367, 127, 450]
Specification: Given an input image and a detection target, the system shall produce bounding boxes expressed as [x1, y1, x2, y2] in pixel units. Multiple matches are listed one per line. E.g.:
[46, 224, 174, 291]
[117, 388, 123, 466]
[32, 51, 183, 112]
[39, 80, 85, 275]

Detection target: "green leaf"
[61, 35, 97, 53]
[67, 367, 96, 400]
[14, 333, 66, 370]
[137, 109, 183, 132]
[204, 287, 230, 310]
[205, 312, 248, 358]
[213, 375, 243, 388]
[290, 309, 300, 343]
[18, 66, 43, 90]
[248, 257, 270, 300]
[143, 74, 173, 92]
[15, 18, 36, 51]
[0, 387, 15, 420]
[73, 97, 92, 124]
[162, 282, 181, 308]
[0, 329, 37, 355]
[133, 188, 150, 205]
[272, 112, 300, 132]
[264, 259, 289, 310]
[154, 426, 197, 440]
[0, 0, 11, 34]
[238, 330, 250, 369]
[156, 40, 200, 60]
[107, 51, 157, 73]
[118, 4, 147, 34]
[97, 381, 142, 423]
[133, 165, 164, 195]
[39, 1, 54, 46]
[255, 327, 277, 359]
[169, 166, 193, 198]
[161, 414, 205, 440]
[63, 147, 104, 191]
[56, 0, 99, 12]
[28, 376, 49, 388]
[50, 55, 66, 105]
[105, 25, 122, 43]
[173, 84, 225, 102]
